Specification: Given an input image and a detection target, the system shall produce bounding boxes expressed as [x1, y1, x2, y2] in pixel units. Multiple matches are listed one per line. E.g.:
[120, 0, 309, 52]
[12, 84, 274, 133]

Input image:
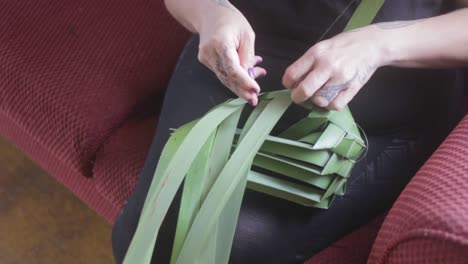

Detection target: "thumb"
[238, 30, 256, 69]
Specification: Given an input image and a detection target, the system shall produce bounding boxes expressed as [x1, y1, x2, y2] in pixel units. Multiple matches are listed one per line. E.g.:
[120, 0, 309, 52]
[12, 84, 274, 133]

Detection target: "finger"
[247, 67, 267, 80]
[238, 31, 256, 68]
[199, 43, 258, 105]
[313, 72, 358, 108]
[290, 69, 330, 104]
[217, 69, 258, 104]
[217, 45, 261, 96]
[210, 56, 256, 103]
[282, 52, 315, 89]
[254, 56, 263, 65]
[328, 82, 361, 111]
[210, 46, 259, 105]
[247, 67, 267, 94]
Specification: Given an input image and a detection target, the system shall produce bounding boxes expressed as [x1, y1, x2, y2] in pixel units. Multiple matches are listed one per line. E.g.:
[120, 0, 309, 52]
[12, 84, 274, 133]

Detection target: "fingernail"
[247, 67, 255, 79]
[250, 87, 260, 94]
[256, 56, 263, 64]
[248, 98, 257, 107]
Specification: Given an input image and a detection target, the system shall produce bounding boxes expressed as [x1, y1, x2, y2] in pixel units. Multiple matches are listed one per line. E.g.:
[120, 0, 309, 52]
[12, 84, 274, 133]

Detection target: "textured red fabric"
[0, 107, 159, 223]
[368, 115, 468, 264]
[94, 113, 157, 209]
[0, 112, 119, 222]
[305, 215, 385, 264]
[0, 0, 189, 176]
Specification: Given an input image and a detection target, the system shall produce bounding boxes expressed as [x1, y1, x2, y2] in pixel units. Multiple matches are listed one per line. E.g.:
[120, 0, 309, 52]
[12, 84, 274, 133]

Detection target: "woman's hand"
[282, 26, 385, 110]
[196, 3, 266, 106]
[283, 7, 468, 111]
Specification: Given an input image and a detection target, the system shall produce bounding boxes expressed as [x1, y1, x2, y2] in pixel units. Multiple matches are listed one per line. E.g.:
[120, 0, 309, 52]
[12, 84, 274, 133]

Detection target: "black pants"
[110, 35, 437, 264]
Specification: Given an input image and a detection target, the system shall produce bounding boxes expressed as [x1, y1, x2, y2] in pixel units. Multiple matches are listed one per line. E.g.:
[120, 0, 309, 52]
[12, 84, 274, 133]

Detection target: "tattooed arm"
[164, 0, 265, 105]
[283, 8, 468, 110]
[381, 8, 468, 68]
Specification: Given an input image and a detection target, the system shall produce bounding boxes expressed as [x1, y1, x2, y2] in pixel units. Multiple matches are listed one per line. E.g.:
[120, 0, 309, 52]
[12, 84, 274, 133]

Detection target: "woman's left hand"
[282, 25, 386, 110]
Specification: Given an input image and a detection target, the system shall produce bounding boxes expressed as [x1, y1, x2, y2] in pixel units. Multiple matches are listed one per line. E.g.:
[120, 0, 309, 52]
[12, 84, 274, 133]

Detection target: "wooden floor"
[0, 137, 114, 264]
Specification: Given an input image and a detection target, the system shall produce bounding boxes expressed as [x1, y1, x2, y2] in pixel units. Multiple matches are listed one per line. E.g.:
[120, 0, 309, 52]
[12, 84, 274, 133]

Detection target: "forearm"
[379, 8, 468, 68]
[164, 0, 234, 32]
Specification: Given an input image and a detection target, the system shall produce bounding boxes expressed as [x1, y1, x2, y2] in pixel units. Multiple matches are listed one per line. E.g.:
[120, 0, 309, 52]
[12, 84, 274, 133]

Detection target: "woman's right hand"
[196, 2, 266, 106]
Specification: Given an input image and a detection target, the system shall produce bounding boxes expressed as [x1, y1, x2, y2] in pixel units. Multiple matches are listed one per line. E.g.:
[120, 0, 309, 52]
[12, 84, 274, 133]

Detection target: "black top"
[232, 0, 464, 137]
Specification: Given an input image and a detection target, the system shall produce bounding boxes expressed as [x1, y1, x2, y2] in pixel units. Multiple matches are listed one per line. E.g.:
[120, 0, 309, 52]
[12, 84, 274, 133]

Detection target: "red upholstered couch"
[1, 1, 466, 263]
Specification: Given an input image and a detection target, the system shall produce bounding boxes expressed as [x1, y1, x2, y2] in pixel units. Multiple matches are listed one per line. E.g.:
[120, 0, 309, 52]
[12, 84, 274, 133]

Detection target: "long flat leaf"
[170, 130, 216, 263]
[214, 101, 268, 264]
[124, 122, 194, 263]
[124, 99, 245, 264]
[252, 153, 332, 189]
[175, 93, 292, 264]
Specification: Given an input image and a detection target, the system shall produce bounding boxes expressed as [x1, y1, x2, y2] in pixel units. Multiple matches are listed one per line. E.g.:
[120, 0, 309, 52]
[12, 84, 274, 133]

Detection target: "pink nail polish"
[250, 87, 260, 94]
[247, 67, 255, 79]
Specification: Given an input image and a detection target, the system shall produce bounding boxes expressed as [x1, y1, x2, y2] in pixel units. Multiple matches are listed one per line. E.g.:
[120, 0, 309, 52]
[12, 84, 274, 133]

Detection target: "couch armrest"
[368, 115, 468, 264]
[0, 0, 189, 176]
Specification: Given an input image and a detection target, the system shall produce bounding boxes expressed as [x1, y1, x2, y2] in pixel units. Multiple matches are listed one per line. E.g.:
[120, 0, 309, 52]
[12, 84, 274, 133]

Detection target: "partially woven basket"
[244, 97, 366, 208]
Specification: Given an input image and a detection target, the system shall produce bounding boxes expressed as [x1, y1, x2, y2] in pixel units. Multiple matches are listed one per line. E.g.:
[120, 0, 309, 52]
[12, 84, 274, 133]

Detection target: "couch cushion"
[305, 214, 385, 264]
[368, 115, 468, 264]
[0, 114, 119, 223]
[94, 113, 157, 210]
[0, 0, 189, 176]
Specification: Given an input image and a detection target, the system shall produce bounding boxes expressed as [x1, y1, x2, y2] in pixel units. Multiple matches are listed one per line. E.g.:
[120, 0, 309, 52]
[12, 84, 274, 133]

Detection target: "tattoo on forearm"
[347, 19, 422, 34]
[375, 20, 422, 30]
[357, 64, 376, 84]
[316, 72, 358, 102]
[211, 0, 234, 10]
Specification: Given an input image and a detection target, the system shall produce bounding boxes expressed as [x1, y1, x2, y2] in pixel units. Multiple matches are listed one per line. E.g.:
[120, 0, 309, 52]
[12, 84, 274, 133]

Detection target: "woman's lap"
[112, 35, 425, 264]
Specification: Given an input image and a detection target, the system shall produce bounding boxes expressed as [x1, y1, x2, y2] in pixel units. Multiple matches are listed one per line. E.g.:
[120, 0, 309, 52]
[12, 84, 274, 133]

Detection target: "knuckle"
[332, 62, 343, 72]
[347, 82, 361, 93]
[307, 47, 320, 58]
[329, 101, 344, 111]
[246, 30, 255, 41]
[335, 72, 349, 82]
[297, 85, 313, 98]
[311, 97, 326, 108]
[315, 41, 328, 51]
[341, 68, 356, 81]
[324, 58, 340, 72]
[314, 71, 329, 84]
[309, 42, 327, 57]
[211, 35, 226, 47]
[197, 52, 208, 65]
[283, 68, 297, 83]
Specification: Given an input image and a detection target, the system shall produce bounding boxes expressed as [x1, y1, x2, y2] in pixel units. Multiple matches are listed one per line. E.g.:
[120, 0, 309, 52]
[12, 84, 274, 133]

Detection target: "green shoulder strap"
[345, 0, 385, 31]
